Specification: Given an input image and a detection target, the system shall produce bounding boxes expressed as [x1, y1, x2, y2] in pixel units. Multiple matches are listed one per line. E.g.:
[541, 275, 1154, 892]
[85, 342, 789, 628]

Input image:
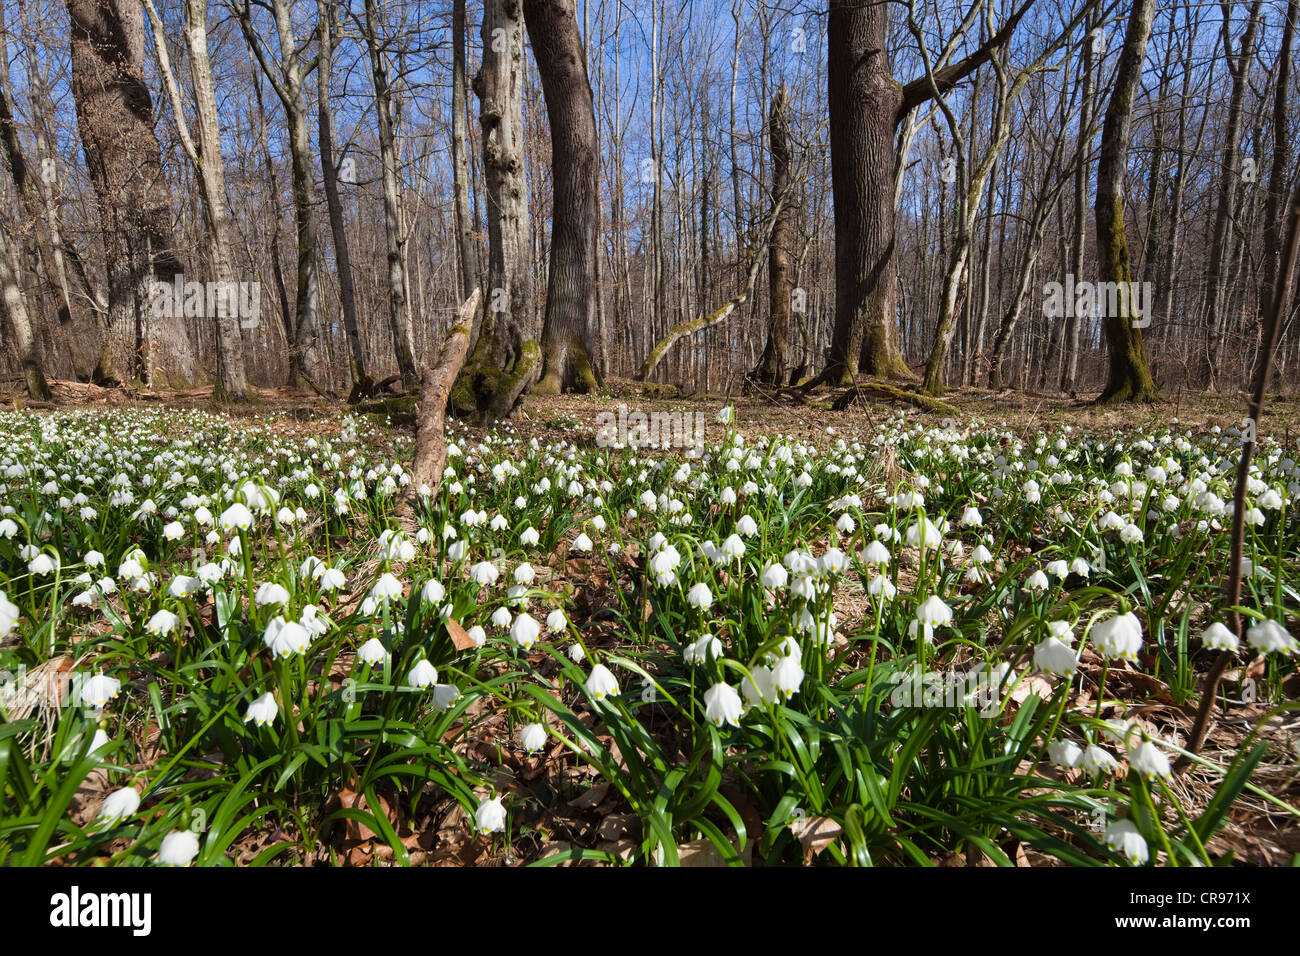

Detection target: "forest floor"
[3, 377, 1298, 867]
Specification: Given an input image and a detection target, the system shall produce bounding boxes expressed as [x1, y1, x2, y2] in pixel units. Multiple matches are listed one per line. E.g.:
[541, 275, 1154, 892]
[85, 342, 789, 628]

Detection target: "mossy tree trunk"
[1095, 0, 1160, 404]
[525, 0, 601, 396]
[453, 0, 538, 422]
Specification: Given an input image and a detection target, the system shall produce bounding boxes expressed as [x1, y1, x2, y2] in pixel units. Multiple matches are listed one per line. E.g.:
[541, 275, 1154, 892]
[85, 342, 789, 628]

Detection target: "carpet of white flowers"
[0, 403, 1296, 866]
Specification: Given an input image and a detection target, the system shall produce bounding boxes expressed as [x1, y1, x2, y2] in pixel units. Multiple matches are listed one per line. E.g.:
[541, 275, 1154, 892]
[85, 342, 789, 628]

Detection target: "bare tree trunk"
[0, 211, 51, 399]
[452, 0, 480, 312]
[1095, 0, 1159, 403]
[66, 0, 195, 388]
[753, 84, 793, 386]
[362, 0, 417, 392]
[526, 0, 600, 394]
[316, 0, 367, 396]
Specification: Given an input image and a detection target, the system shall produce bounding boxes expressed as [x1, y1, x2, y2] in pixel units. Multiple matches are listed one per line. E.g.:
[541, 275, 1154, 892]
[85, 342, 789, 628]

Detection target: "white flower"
[168, 575, 200, 598]
[511, 612, 541, 650]
[1034, 637, 1080, 677]
[1128, 740, 1171, 782]
[254, 582, 290, 606]
[736, 514, 758, 536]
[687, 582, 712, 610]
[157, 830, 200, 866]
[683, 633, 722, 665]
[244, 692, 278, 727]
[1047, 739, 1083, 769]
[0, 592, 19, 637]
[1081, 744, 1120, 777]
[741, 665, 777, 706]
[407, 659, 438, 688]
[162, 521, 185, 541]
[1246, 619, 1298, 655]
[545, 609, 567, 633]
[264, 617, 311, 658]
[1024, 569, 1050, 592]
[519, 723, 547, 754]
[357, 638, 388, 666]
[1199, 622, 1238, 652]
[960, 506, 982, 527]
[514, 562, 535, 585]
[772, 655, 804, 699]
[475, 796, 507, 833]
[146, 610, 179, 636]
[28, 553, 57, 575]
[467, 624, 486, 647]
[1091, 611, 1143, 662]
[97, 787, 141, 824]
[520, 526, 540, 546]
[369, 573, 403, 602]
[469, 561, 499, 587]
[586, 663, 620, 701]
[720, 534, 746, 561]
[431, 684, 462, 710]
[703, 682, 743, 727]
[760, 564, 788, 589]
[568, 643, 585, 663]
[915, 595, 953, 629]
[571, 532, 593, 552]
[491, 606, 513, 629]
[81, 673, 121, 709]
[1105, 819, 1149, 865]
[859, 540, 890, 566]
[219, 502, 253, 532]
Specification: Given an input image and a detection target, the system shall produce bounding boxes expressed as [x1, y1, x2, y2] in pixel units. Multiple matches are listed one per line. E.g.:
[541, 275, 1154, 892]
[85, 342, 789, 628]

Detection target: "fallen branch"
[401, 289, 480, 517]
[831, 380, 959, 416]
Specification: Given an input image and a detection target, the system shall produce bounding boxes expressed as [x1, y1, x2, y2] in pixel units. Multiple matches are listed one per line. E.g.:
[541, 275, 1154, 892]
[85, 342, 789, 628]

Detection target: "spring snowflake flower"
[721, 534, 746, 561]
[546, 609, 567, 633]
[369, 573, 403, 601]
[0, 591, 20, 637]
[511, 612, 541, 650]
[491, 606, 513, 629]
[868, 576, 897, 600]
[244, 692, 278, 727]
[741, 665, 777, 707]
[859, 540, 890, 566]
[586, 663, 620, 701]
[264, 617, 311, 658]
[519, 723, 547, 754]
[407, 659, 438, 689]
[571, 532, 594, 552]
[432, 684, 462, 711]
[254, 582, 290, 606]
[84, 550, 105, 568]
[157, 830, 201, 866]
[168, 575, 200, 598]
[357, 638, 388, 666]
[219, 502, 253, 532]
[736, 514, 759, 537]
[683, 633, 722, 665]
[1034, 637, 1079, 677]
[960, 506, 983, 527]
[1128, 740, 1171, 782]
[1091, 611, 1144, 662]
[1081, 744, 1120, 777]
[146, 610, 179, 636]
[319, 568, 346, 591]
[469, 561, 499, 587]
[650, 545, 682, 586]
[1047, 739, 1083, 769]
[835, 513, 856, 534]
[772, 654, 804, 700]
[81, 673, 121, 709]
[467, 624, 487, 647]
[421, 579, 446, 605]
[915, 595, 953, 629]
[1024, 569, 1050, 593]
[1246, 619, 1297, 655]
[1105, 819, 1149, 865]
[28, 553, 57, 575]
[568, 643, 585, 663]
[760, 564, 788, 589]
[97, 787, 141, 824]
[703, 682, 743, 728]
[513, 562, 535, 585]
[1200, 622, 1238, 652]
[520, 526, 540, 546]
[1119, 523, 1144, 544]
[687, 582, 713, 610]
[475, 796, 507, 833]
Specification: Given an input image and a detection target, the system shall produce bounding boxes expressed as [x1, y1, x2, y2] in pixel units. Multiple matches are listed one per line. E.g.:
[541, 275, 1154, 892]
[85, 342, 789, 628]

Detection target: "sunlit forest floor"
[1, 378, 1297, 866]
